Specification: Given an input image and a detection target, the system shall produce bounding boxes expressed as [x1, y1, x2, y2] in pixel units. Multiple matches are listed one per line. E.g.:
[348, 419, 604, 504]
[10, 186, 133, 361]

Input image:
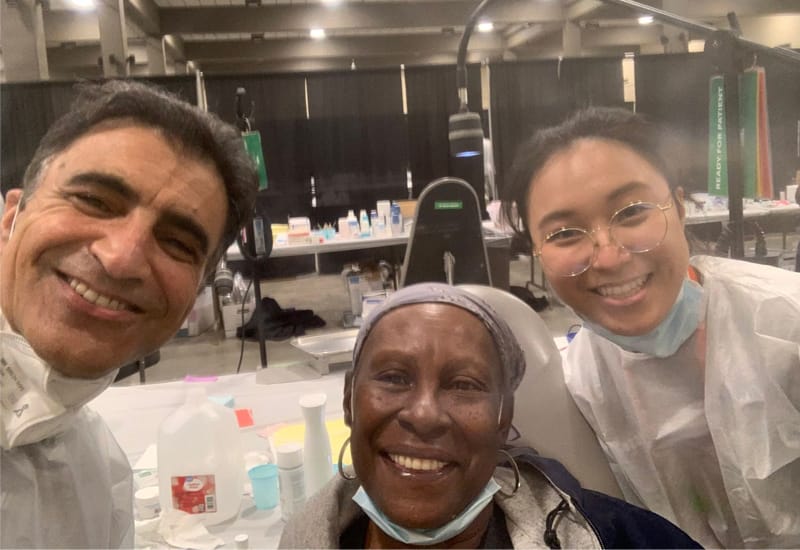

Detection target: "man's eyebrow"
[66, 171, 138, 201]
[67, 171, 210, 256]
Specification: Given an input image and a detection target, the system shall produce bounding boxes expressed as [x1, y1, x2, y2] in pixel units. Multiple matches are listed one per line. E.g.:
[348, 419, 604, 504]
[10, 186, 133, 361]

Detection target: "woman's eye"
[546, 228, 585, 246]
[615, 203, 652, 224]
[449, 378, 486, 392]
[375, 371, 410, 387]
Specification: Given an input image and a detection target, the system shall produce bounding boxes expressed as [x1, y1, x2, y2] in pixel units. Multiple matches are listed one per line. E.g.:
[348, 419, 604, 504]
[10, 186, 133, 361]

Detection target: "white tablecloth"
[89, 370, 349, 549]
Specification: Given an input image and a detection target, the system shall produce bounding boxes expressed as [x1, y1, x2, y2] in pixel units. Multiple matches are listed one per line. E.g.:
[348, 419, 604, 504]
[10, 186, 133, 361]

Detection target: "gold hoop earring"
[337, 436, 357, 480]
[496, 449, 520, 497]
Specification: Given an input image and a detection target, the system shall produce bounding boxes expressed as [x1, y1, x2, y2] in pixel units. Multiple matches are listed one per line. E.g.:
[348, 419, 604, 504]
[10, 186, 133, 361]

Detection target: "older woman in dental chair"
[504, 107, 800, 548]
[279, 283, 698, 549]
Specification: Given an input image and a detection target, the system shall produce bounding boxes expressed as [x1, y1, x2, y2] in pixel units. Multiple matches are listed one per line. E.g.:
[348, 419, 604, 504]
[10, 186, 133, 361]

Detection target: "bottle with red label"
[157, 385, 244, 525]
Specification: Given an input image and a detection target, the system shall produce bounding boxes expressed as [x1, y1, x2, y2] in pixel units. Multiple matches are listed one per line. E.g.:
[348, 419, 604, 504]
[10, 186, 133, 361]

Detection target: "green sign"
[242, 131, 268, 190]
[707, 75, 728, 196]
[434, 200, 463, 210]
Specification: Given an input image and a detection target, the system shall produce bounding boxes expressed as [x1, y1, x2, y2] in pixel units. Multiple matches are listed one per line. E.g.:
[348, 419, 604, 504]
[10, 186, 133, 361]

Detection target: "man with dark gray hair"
[0, 80, 257, 547]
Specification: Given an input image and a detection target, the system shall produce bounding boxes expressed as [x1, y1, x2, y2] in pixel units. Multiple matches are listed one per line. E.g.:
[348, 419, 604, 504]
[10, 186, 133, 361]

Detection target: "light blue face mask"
[582, 278, 704, 358]
[352, 478, 500, 546]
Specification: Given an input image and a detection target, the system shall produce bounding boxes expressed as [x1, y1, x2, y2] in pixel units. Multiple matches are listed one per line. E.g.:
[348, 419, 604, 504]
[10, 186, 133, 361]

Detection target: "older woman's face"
[344, 303, 510, 529]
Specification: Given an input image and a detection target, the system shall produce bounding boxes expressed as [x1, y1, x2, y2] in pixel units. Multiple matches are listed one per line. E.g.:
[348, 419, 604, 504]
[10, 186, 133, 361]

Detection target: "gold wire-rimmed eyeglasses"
[533, 198, 674, 277]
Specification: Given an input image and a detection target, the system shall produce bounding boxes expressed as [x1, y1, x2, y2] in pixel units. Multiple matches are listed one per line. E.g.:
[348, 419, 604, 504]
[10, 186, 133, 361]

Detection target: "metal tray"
[290, 329, 359, 374]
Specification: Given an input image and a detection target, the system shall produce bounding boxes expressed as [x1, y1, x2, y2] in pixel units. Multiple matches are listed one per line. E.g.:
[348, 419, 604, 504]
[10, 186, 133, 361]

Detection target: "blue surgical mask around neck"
[352, 478, 500, 546]
[582, 278, 704, 358]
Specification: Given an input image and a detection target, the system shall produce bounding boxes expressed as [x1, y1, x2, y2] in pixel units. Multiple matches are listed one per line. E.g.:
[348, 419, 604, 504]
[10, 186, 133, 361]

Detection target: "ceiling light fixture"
[477, 21, 494, 33]
[310, 28, 326, 39]
[68, 0, 95, 10]
[638, 15, 654, 25]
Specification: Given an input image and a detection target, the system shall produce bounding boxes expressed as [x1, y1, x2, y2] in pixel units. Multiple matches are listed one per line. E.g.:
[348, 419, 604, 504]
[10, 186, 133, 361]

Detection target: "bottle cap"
[276, 442, 304, 469]
[234, 533, 249, 549]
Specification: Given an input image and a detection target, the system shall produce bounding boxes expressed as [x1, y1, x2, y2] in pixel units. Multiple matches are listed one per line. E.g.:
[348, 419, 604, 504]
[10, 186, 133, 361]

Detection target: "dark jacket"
[508, 447, 703, 549]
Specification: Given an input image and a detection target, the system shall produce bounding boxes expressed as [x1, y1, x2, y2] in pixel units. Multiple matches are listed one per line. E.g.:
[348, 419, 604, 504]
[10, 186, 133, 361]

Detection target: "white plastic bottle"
[359, 209, 370, 237]
[157, 385, 244, 526]
[346, 210, 359, 239]
[276, 442, 306, 522]
[300, 393, 333, 497]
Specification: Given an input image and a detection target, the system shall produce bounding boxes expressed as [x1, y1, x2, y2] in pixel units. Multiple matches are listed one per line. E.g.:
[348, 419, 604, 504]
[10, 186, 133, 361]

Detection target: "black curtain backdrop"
[759, 54, 800, 194]
[203, 73, 312, 223]
[1, 76, 196, 197]
[490, 57, 625, 198]
[306, 69, 408, 226]
[635, 53, 713, 194]
[405, 63, 483, 197]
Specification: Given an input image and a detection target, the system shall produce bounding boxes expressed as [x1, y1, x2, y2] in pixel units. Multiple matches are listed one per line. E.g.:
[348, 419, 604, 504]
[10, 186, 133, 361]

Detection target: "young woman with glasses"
[503, 107, 800, 549]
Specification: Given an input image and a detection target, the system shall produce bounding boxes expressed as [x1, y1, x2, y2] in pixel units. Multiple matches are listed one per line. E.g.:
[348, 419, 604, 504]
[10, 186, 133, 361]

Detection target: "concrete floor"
[114, 255, 580, 386]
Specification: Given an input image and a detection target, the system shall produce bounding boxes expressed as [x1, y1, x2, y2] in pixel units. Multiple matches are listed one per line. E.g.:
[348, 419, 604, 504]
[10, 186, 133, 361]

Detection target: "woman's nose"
[89, 217, 154, 280]
[590, 228, 631, 270]
[397, 388, 450, 439]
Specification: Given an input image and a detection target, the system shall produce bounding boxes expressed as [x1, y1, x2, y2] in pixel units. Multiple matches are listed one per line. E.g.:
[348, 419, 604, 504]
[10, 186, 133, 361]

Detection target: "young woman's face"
[525, 138, 690, 336]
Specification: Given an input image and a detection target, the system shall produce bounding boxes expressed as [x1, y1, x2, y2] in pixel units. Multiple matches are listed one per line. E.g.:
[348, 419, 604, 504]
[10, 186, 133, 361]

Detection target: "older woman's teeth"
[69, 278, 127, 310]
[596, 275, 648, 298]
[389, 454, 447, 471]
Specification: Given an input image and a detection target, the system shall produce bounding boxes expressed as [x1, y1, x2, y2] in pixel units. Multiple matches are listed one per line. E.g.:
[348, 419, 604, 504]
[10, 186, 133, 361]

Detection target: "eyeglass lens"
[540, 202, 668, 277]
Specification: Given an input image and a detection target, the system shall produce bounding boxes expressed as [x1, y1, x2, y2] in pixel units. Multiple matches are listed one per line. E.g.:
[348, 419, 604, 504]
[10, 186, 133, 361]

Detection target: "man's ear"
[1, 189, 23, 244]
[674, 186, 686, 222]
[343, 370, 354, 427]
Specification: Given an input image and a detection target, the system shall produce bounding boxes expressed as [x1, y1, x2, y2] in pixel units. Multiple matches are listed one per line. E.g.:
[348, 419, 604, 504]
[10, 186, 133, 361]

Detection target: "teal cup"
[248, 464, 279, 510]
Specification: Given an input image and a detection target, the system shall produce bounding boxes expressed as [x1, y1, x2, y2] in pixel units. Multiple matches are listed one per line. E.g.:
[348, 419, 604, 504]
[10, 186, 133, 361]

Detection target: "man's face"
[0, 123, 228, 378]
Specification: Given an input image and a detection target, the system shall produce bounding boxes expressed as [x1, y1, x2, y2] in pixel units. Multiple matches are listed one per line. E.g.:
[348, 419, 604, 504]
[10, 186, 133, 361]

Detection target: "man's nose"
[89, 216, 154, 280]
[397, 387, 450, 439]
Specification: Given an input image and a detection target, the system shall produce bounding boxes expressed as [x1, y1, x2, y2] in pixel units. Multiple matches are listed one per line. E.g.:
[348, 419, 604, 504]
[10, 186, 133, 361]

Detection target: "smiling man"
[0, 80, 257, 548]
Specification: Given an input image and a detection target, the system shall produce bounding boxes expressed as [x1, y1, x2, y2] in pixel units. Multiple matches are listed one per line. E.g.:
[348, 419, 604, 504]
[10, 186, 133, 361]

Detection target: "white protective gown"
[564, 255, 800, 548]
[1, 318, 133, 548]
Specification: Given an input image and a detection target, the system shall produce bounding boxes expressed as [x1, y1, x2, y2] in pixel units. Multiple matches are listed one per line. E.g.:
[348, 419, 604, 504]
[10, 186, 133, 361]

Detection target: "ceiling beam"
[160, 1, 564, 35]
[124, 0, 160, 36]
[184, 33, 504, 62]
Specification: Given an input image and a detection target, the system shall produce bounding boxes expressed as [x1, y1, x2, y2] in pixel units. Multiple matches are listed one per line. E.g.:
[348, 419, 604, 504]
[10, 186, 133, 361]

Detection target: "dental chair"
[460, 284, 624, 499]
[401, 177, 491, 287]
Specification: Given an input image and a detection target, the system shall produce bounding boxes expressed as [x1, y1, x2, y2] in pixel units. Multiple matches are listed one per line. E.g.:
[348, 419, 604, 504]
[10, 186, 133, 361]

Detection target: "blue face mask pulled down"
[582, 278, 704, 358]
[352, 478, 500, 546]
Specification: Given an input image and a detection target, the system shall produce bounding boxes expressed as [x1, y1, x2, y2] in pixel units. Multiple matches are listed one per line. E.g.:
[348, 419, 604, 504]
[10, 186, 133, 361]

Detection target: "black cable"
[235, 278, 254, 374]
[543, 499, 569, 549]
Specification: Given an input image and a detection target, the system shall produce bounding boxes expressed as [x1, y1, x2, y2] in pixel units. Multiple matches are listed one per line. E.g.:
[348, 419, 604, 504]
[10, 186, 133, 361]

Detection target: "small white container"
[276, 442, 306, 522]
[135, 486, 161, 520]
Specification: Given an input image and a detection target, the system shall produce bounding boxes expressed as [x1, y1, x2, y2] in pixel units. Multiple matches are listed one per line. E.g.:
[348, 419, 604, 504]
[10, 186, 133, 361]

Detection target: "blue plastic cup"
[248, 464, 279, 510]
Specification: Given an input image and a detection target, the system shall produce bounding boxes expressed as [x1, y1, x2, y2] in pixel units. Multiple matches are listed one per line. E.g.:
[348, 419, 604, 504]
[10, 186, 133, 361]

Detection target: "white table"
[89, 370, 349, 549]
[226, 223, 512, 273]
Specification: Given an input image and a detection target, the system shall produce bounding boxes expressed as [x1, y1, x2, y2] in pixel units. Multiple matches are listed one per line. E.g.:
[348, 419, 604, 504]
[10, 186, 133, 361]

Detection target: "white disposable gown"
[1, 408, 133, 547]
[565, 255, 800, 548]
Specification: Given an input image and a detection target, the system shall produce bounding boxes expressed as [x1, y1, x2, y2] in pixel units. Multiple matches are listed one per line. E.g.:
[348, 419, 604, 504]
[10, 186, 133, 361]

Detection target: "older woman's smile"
[386, 452, 451, 473]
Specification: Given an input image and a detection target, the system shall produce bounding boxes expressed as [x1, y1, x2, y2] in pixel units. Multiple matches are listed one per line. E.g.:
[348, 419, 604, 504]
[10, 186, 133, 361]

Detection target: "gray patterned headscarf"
[352, 283, 526, 392]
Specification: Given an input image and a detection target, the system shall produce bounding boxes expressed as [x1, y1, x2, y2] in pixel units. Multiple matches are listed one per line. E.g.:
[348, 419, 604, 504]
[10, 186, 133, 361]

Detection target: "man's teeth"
[69, 278, 128, 310]
[596, 275, 648, 298]
[389, 454, 447, 472]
